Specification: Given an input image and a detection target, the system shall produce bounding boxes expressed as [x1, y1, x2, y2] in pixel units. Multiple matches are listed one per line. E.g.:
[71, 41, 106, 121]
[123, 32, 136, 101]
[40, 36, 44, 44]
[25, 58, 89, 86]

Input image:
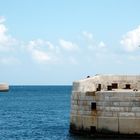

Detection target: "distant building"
[0, 83, 9, 92]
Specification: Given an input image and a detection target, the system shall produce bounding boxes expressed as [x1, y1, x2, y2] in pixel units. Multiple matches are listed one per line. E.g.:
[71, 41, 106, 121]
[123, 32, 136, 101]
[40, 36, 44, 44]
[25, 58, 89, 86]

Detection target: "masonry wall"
[70, 75, 140, 135]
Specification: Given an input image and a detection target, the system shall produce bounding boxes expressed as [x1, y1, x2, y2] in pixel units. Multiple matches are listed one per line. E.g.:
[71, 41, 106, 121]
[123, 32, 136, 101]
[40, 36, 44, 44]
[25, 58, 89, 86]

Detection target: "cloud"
[0, 16, 6, 23]
[0, 17, 18, 52]
[98, 41, 106, 48]
[120, 26, 140, 52]
[31, 49, 51, 63]
[26, 39, 59, 63]
[82, 31, 93, 40]
[59, 39, 79, 51]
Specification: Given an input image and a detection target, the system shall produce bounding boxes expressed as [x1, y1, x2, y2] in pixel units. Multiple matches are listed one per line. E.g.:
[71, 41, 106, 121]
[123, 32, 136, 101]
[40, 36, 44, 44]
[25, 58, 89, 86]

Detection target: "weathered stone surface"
[119, 112, 135, 117]
[119, 118, 140, 134]
[82, 115, 97, 129]
[97, 117, 118, 133]
[70, 75, 140, 135]
[132, 107, 140, 112]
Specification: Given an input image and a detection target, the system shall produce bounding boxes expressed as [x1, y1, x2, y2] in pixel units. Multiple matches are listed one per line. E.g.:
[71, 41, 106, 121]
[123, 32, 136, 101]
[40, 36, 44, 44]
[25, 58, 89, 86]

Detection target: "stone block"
[130, 97, 140, 102]
[76, 115, 83, 128]
[71, 104, 78, 110]
[110, 107, 120, 112]
[82, 115, 97, 129]
[112, 112, 118, 117]
[97, 111, 112, 117]
[133, 102, 140, 107]
[78, 95, 86, 100]
[104, 96, 110, 101]
[109, 97, 120, 102]
[70, 115, 77, 124]
[95, 95, 105, 101]
[119, 102, 132, 107]
[135, 92, 140, 97]
[83, 105, 91, 111]
[135, 113, 140, 117]
[71, 110, 77, 115]
[85, 96, 95, 101]
[97, 117, 118, 133]
[132, 107, 140, 112]
[82, 110, 92, 116]
[96, 106, 104, 111]
[86, 91, 96, 96]
[112, 102, 120, 107]
[77, 100, 87, 106]
[119, 112, 135, 117]
[119, 117, 140, 134]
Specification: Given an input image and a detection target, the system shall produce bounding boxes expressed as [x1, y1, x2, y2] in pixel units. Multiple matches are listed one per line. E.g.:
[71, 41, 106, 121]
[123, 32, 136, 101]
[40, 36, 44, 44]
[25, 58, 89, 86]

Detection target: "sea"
[0, 86, 137, 140]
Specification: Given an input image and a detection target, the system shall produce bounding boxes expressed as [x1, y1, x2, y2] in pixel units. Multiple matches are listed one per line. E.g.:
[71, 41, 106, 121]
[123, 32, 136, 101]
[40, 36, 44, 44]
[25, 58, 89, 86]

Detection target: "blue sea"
[0, 86, 138, 140]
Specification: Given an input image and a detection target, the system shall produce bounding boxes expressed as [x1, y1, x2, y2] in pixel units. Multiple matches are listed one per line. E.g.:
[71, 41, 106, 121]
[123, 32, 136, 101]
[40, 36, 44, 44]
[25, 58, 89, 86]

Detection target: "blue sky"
[0, 0, 140, 85]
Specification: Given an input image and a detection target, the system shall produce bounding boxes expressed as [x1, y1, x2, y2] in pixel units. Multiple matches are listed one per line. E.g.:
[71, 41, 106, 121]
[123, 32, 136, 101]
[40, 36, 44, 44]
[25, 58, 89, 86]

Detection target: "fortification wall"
[70, 75, 140, 135]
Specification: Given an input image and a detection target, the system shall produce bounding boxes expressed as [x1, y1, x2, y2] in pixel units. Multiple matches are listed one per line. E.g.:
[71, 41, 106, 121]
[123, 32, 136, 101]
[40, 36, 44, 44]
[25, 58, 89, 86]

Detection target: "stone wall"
[70, 75, 140, 135]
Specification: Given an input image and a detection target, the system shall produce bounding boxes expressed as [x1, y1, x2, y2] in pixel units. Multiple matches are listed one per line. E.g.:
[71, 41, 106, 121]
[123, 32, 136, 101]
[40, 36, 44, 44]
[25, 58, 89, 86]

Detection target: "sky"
[0, 0, 140, 85]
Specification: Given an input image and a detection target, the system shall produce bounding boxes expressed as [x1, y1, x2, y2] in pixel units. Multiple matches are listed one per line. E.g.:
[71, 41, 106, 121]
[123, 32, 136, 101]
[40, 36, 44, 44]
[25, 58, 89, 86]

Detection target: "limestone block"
[87, 101, 94, 106]
[132, 107, 140, 112]
[104, 107, 110, 111]
[109, 97, 120, 102]
[77, 100, 87, 106]
[130, 97, 140, 102]
[77, 110, 84, 115]
[91, 110, 97, 116]
[133, 102, 140, 107]
[119, 102, 133, 107]
[119, 112, 135, 117]
[76, 115, 83, 128]
[96, 102, 104, 106]
[83, 105, 91, 111]
[110, 107, 120, 112]
[96, 95, 105, 101]
[119, 117, 140, 134]
[70, 115, 77, 124]
[86, 91, 96, 96]
[112, 112, 118, 117]
[71, 100, 78, 105]
[97, 117, 118, 133]
[97, 106, 104, 111]
[135, 113, 140, 117]
[97, 111, 112, 117]
[104, 96, 110, 101]
[82, 115, 97, 129]
[71, 110, 77, 115]
[113, 102, 120, 107]
[135, 92, 140, 97]
[85, 96, 95, 101]
[82, 110, 92, 115]
[71, 105, 78, 110]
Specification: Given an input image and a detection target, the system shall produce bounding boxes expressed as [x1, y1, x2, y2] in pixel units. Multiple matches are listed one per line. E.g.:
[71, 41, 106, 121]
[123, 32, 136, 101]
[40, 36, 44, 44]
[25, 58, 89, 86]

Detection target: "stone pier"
[70, 75, 140, 136]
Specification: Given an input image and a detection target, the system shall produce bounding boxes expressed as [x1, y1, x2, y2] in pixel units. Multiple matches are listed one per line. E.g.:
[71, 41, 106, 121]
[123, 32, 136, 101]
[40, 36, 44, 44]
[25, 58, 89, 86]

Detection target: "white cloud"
[98, 41, 106, 48]
[27, 39, 55, 51]
[59, 39, 79, 51]
[0, 17, 18, 52]
[31, 49, 51, 63]
[26, 39, 59, 63]
[120, 26, 140, 52]
[82, 31, 93, 40]
[0, 16, 6, 23]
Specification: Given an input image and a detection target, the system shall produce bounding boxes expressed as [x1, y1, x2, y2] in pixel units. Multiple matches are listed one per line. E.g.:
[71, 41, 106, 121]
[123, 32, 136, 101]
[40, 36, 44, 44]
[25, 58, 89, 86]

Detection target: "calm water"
[0, 86, 138, 140]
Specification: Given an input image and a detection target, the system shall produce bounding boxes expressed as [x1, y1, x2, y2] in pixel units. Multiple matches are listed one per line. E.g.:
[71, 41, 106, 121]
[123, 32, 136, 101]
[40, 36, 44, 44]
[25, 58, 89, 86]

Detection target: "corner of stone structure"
[70, 74, 140, 137]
